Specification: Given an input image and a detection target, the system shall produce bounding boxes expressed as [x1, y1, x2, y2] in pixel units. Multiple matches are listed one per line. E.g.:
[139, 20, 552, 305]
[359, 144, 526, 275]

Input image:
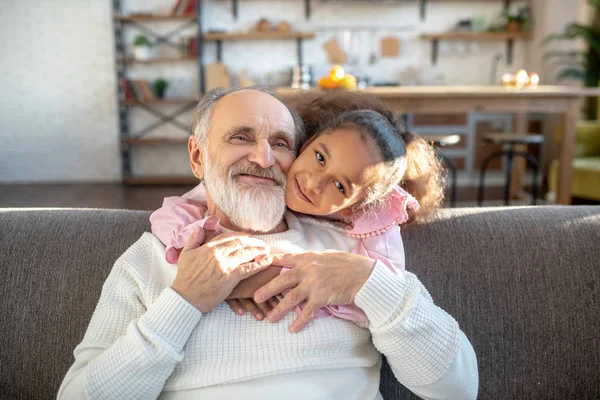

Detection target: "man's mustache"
[229, 163, 287, 187]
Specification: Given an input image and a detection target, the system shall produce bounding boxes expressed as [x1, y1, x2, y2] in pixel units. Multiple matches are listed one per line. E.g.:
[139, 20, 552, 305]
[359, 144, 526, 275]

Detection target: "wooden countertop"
[275, 86, 600, 99]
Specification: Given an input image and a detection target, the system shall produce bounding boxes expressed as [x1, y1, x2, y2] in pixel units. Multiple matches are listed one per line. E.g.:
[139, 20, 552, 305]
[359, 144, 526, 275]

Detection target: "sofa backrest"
[1, 207, 599, 399]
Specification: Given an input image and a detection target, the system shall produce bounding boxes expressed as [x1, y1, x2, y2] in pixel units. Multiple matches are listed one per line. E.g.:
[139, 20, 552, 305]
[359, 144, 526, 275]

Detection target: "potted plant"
[133, 35, 153, 60]
[506, 14, 521, 33]
[543, 0, 600, 119]
[153, 78, 169, 99]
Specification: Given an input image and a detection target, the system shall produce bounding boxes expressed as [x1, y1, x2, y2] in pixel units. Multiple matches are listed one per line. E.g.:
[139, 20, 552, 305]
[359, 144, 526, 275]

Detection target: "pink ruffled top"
[149, 183, 419, 323]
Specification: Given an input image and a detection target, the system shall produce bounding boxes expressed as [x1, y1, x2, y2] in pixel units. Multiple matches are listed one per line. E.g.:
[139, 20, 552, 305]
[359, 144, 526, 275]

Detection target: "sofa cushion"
[0, 209, 150, 400]
[1, 206, 599, 399]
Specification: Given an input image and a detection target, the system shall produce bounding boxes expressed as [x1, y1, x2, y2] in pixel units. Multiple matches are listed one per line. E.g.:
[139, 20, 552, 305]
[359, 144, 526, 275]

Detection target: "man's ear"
[188, 136, 204, 180]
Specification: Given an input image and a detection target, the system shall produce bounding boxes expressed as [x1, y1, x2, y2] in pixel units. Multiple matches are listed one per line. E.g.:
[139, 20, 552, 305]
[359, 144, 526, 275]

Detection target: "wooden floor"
[0, 184, 195, 211]
[0, 183, 576, 210]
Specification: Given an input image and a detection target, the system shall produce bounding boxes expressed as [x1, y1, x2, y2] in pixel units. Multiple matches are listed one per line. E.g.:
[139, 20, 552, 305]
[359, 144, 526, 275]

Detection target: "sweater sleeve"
[57, 234, 202, 400]
[354, 262, 479, 400]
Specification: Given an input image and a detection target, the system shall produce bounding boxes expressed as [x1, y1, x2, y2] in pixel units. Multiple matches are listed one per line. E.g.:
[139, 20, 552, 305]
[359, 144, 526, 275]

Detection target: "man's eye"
[315, 151, 324, 165]
[335, 181, 345, 194]
[273, 142, 290, 148]
[232, 136, 248, 142]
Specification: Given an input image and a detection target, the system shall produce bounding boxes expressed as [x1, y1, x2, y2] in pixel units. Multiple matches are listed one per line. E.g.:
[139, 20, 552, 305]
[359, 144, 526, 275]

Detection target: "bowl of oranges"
[317, 65, 357, 90]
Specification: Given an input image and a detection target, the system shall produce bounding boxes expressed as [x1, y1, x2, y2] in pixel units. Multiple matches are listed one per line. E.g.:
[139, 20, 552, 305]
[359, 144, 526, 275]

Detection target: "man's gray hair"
[190, 85, 305, 151]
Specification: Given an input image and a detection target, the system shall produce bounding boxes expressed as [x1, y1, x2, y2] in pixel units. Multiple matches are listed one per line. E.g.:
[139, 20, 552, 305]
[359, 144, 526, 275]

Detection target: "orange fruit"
[339, 74, 357, 89]
[329, 65, 345, 82]
[318, 76, 338, 89]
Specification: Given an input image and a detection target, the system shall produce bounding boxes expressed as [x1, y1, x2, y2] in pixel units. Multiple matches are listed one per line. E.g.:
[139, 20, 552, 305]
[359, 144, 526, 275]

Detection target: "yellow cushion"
[549, 157, 600, 201]
[574, 122, 600, 157]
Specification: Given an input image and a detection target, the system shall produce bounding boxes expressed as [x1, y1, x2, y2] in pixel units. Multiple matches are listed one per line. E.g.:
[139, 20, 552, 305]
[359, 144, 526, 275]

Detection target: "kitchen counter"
[276, 85, 600, 205]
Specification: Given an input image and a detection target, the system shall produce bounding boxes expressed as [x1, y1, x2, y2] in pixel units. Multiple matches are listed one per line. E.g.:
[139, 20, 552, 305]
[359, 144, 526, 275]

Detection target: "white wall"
[0, 0, 583, 182]
[0, 0, 120, 183]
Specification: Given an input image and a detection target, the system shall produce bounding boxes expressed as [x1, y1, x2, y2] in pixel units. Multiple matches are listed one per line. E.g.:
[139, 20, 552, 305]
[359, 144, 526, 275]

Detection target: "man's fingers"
[290, 304, 318, 333]
[239, 299, 264, 321]
[228, 247, 271, 267]
[206, 232, 250, 246]
[254, 271, 298, 303]
[226, 299, 244, 316]
[270, 253, 300, 267]
[266, 288, 306, 323]
[234, 255, 273, 280]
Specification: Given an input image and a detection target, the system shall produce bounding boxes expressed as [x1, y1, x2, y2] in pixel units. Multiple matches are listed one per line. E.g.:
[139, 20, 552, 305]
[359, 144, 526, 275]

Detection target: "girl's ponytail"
[398, 129, 445, 224]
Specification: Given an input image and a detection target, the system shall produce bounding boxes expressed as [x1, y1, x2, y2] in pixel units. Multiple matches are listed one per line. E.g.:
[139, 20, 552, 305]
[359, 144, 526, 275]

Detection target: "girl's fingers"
[226, 299, 244, 316]
[239, 298, 264, 321]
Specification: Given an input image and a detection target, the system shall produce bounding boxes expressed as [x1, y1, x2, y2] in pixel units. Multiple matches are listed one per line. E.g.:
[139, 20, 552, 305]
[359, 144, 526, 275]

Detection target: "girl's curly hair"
[286, 90, 445, 224]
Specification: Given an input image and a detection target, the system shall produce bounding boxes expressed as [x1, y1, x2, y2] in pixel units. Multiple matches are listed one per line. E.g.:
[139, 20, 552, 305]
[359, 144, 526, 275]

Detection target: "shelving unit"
[419, 0, 515, 20]
[421, 31, 531, 65]
[204, 31, 315, 65]
[115, 13, 197, 22]
[113, 1, 315, 185]
[113, 0, 202, 185]
[118, 55, 197, 64]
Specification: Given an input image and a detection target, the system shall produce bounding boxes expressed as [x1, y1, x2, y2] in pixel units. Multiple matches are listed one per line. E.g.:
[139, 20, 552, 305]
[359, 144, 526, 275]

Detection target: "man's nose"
[247, 139, 274, 168]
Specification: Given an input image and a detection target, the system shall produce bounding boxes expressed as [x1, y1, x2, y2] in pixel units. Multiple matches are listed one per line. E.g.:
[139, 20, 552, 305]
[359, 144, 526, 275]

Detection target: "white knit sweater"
[58, 212, 478, 399]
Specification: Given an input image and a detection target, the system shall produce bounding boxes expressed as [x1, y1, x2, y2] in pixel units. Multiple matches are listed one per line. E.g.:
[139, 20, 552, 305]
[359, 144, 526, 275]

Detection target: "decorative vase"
[506, 21, 520, 33]
[133, 45, 153, 60]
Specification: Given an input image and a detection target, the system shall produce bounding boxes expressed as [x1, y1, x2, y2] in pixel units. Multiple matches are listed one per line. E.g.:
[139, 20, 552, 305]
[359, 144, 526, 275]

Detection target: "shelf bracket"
[305, 0, 311, 20]
[216, 40, 223, 62]
[130, 103, 197, 138]
[131, 20, 196, 50]
[297, 38, 304, 66]
[431, 38, 439, 65]
[420, 0, 427, 21]
[506, 39, 514, 65]
[232, 0, 238, 20]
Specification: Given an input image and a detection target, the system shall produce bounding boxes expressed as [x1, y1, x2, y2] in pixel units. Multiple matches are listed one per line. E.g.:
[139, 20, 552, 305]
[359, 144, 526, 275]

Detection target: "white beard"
[203, 156, 287, 232]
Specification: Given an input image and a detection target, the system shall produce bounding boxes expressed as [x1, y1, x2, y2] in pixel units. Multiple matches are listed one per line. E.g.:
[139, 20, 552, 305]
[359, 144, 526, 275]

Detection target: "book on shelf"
[136, 80, 156, 101]
[120, 79, 158, 102]
[119, 78, 134, 100]
[171, 0, 196, 16]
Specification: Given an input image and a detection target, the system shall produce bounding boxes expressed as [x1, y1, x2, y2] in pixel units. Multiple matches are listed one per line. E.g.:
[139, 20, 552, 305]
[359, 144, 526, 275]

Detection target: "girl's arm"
[149, 184, 211, 264]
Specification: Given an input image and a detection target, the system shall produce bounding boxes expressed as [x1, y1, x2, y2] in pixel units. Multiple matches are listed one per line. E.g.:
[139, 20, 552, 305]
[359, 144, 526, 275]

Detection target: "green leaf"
[587, 0, 600, 11]
[543, 24, 600, 56]
[542, 50, 586, 62]
[556, 68, 587, 82]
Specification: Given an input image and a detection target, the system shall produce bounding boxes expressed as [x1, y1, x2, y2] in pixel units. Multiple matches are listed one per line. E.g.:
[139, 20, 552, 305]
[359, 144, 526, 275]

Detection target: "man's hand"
[171, 230, 272, 313]
[254, 251, 375, 333]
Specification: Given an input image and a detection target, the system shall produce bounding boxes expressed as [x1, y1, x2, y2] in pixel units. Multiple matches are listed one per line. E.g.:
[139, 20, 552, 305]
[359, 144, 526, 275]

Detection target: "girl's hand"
[226, 297, 280, 321]
[225, 266, 283, 320]
[254, 251, 376, 333]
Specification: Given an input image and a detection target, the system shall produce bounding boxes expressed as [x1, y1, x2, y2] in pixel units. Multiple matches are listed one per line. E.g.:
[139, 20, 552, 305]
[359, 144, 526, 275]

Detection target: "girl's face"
[285, 128, 384, 216]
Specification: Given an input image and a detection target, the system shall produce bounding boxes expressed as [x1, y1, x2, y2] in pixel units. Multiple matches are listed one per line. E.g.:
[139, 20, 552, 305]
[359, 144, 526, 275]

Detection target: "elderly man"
[58, 86, 478, 399]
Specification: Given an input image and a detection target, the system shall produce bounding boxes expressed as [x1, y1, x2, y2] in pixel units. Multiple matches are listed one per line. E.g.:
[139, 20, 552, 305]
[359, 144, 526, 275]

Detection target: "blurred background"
[1, 0, 599, 210]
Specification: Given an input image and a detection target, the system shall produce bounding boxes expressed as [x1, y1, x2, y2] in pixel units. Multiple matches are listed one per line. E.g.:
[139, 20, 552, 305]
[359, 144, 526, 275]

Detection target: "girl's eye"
[335, 181, 345, 194]
[315, 151, 325, 165]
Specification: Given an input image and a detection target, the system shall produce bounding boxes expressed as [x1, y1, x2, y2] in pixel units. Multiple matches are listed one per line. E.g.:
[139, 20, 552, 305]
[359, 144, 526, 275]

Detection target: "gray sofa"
[1, 206, 599, 399]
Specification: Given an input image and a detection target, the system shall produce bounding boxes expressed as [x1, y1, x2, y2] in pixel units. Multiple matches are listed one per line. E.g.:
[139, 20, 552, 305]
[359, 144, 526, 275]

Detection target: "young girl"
[150, 90, 444, 323]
